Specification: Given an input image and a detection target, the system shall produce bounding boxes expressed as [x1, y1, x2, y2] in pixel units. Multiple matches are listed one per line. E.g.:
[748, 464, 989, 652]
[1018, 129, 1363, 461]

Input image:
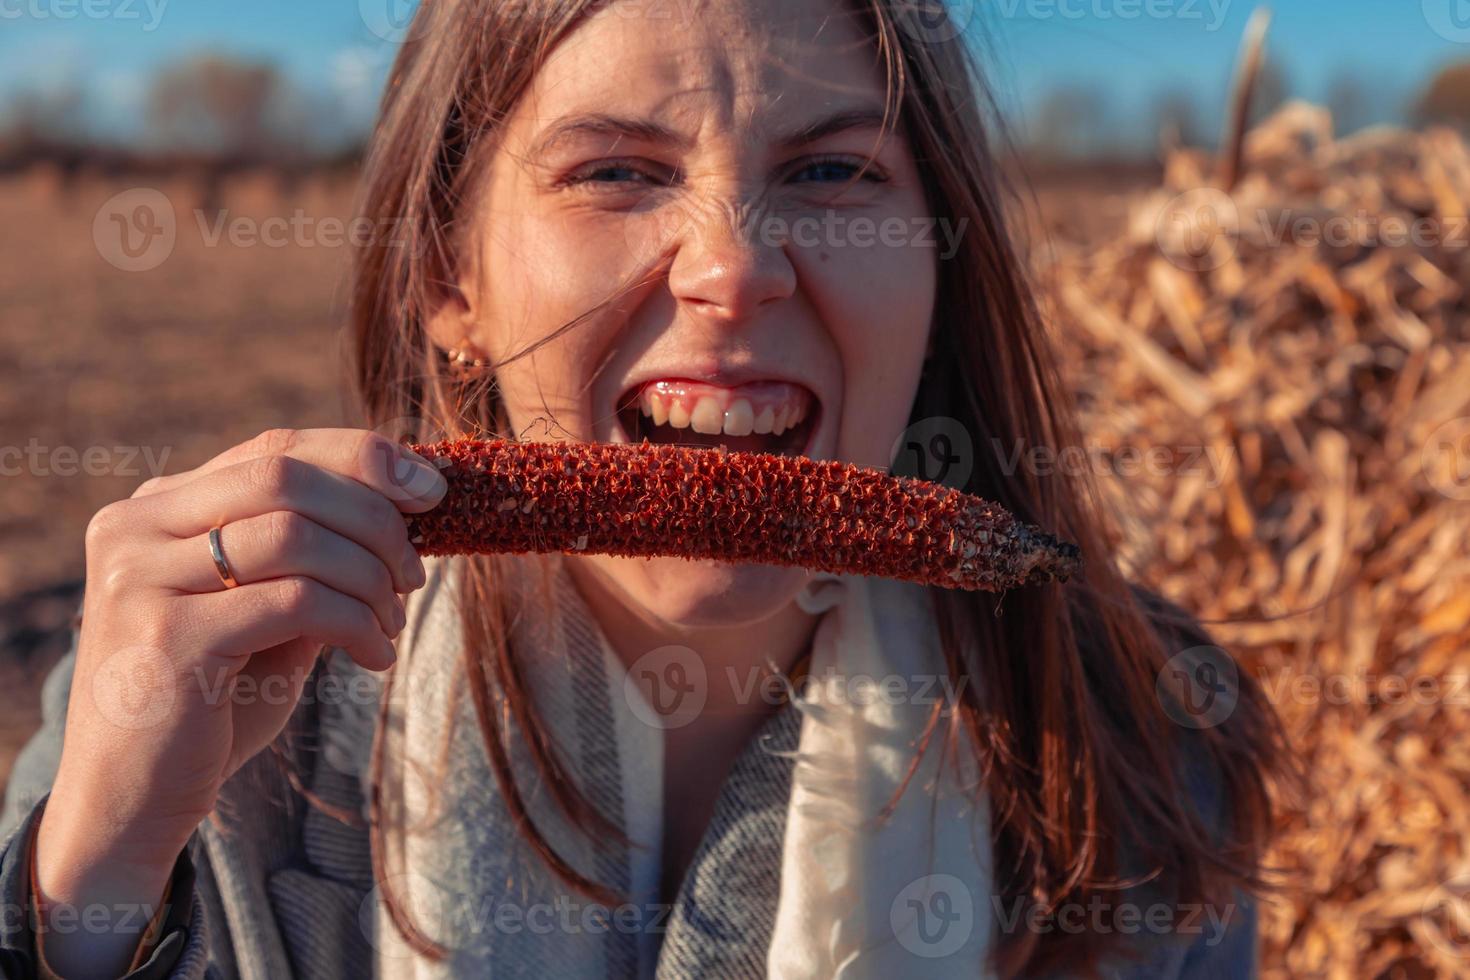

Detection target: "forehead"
[511, 0, 885, 143]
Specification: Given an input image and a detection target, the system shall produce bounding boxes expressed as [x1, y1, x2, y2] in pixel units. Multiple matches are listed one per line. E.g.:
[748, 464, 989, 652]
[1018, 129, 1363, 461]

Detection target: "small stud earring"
[444, 339, 490, 382]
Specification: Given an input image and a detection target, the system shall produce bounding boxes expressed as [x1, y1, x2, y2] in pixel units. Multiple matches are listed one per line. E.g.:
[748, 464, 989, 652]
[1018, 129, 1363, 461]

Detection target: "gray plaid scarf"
[320, 553, 996, 978]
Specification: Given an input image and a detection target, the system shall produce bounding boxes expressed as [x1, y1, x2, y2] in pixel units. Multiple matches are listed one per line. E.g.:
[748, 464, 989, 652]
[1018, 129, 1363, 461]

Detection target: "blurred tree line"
[0, 53, 364, 174]
[1025, 58, 1470, 163]
[4, 51, 1470, 173]
[1415, 63, 1470, 130]
[148, 56, 301, 161]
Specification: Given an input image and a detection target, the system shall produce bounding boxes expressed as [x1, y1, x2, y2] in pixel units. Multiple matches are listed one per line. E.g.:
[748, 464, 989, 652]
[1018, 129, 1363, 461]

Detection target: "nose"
[665, 193, 797, 325]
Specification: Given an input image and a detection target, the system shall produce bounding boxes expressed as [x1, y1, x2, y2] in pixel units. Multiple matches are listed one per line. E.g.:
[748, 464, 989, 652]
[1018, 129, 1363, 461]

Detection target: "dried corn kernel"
[404, 439, 1081, 592]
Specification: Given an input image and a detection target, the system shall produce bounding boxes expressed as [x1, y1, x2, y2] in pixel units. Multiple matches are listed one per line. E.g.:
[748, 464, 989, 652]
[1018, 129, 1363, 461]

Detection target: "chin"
[597, 554, 811, 629]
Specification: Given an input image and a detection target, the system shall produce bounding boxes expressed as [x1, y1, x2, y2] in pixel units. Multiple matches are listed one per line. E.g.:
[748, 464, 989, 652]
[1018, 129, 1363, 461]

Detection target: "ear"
[422, 279, 482, 357]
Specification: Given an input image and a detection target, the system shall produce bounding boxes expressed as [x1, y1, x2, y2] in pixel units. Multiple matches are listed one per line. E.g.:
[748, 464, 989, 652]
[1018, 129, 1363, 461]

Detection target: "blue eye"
[791, 156, 885, 184]
[576, 165, 646, 184]
[560, 160, 674, 188]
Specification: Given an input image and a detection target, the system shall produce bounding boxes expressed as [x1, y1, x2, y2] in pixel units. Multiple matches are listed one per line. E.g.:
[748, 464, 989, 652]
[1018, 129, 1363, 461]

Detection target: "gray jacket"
[0, 612, 1259, 979]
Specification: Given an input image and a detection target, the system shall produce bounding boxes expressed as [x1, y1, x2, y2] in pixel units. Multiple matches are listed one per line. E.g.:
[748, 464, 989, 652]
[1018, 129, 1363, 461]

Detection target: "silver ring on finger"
[208, 525, 241, 589]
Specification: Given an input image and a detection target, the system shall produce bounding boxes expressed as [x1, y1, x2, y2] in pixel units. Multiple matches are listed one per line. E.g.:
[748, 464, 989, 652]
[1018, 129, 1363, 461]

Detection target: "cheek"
[473, 204, 640, 434]
[806, 237, 937, 471]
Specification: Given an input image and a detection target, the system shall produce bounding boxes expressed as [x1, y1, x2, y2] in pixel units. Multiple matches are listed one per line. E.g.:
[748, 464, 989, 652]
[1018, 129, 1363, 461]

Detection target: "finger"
[133, 428, 446, 512]
[169, 514, 411, 636]
[142, 454, 425, 594]
[186, 576, 397, 673]
[222, 637, 328, 778]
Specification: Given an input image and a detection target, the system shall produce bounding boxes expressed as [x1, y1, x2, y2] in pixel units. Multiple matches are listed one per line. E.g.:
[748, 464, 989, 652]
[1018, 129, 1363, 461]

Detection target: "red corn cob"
[403, 439, 1081, 592]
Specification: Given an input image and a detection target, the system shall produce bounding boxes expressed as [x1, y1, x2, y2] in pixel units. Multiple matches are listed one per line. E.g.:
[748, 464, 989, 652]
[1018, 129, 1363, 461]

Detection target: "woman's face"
[441, 0, 938, 627]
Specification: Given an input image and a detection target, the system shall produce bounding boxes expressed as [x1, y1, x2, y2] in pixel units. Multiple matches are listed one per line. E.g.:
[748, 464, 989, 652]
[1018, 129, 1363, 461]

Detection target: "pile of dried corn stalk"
[1033, 102, 1470, 978]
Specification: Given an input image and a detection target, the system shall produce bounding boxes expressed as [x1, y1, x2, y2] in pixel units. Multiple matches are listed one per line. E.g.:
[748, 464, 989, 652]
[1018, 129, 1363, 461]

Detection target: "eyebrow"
[772, 107, 891, 150]
[531, 115, 691, 159]
[529, 105, 892, 159]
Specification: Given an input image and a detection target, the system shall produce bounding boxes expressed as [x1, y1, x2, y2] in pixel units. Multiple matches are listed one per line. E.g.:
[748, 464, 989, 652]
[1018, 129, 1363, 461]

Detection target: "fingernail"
[393, 597, 407, 634]
[403, 552, 427, 589]
[394, 445, 447, 501]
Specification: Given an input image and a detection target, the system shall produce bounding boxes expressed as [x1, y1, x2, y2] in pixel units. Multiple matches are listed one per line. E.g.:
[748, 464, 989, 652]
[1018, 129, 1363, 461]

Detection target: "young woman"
[0, 0, 1291, 976]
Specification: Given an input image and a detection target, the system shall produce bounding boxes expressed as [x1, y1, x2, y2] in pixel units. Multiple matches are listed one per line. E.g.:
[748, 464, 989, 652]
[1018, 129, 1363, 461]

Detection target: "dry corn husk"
[1033, 102, 1470, 978]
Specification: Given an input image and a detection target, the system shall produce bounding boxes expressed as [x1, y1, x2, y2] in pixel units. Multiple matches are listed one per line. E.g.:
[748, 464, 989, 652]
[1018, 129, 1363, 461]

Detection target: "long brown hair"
[339, 1, 1294, 974]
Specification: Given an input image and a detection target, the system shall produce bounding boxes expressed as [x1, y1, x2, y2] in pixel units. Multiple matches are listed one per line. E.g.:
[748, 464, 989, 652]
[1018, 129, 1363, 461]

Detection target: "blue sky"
[981, 0, 1470, 144]
[0, 0, 1466, 149]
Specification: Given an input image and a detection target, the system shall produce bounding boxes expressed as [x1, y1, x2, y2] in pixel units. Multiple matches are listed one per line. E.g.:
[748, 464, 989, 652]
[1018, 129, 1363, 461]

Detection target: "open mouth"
[615, 379, 819, 457]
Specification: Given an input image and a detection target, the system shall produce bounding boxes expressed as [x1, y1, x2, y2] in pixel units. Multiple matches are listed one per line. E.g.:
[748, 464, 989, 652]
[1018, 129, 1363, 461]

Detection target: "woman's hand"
[32, 428, 445, 977]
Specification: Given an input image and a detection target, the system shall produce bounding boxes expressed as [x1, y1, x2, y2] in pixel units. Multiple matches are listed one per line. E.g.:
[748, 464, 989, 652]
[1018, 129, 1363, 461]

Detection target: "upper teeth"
[724, 399, 755, 436]
[636, 383, 811, 438]
[690, 397, 724, 434]
[754, 405, 776, 434]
